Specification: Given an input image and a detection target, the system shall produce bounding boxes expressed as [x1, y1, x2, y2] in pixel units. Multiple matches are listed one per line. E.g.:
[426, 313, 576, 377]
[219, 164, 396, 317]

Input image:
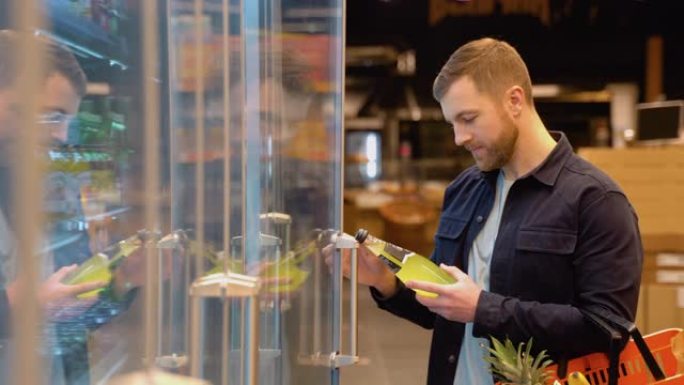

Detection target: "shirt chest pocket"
[432, 216, 468, 266]
[516, 228, 577, 255]
[514, 228, 578, 301]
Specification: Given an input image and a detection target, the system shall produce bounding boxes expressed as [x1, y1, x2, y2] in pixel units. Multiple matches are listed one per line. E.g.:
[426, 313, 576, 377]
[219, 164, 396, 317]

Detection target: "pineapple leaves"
[483, 336, 554, 385]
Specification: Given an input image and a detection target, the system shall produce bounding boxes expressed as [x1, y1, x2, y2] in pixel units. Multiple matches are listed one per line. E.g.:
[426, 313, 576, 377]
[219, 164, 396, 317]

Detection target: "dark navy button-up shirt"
[371, 132, 643, 385]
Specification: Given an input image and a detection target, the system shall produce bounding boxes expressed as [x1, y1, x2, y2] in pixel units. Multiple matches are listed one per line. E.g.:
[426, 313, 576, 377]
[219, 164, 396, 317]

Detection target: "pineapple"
[483, 337, 554, 385]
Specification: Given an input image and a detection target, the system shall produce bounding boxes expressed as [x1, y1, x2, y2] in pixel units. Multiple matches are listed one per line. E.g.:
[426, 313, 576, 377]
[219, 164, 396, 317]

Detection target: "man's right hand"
[6, 264, 106, 320]
[323, 242, 398, 298]
[38, 264, 106, 305]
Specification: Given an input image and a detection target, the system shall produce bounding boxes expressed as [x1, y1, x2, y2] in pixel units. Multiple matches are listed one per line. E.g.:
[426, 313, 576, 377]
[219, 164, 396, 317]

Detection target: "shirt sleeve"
[370, 279, 437, 330]
[78, 287, 139, 331]
[472, 191, 642, 358]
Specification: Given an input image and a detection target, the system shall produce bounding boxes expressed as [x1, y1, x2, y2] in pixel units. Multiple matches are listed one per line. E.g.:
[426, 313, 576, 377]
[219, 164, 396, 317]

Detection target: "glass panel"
[0, 1, 164, 384]
[1, 0, 343, 383]
[242, 0, 345, 383]
[167, 0, 344, 384]
[272, 0, 345, 383]
[1, 5, 48, 385]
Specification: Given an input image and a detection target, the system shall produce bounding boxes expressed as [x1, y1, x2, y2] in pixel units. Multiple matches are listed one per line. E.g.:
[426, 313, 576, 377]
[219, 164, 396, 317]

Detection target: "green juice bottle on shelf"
[63, 231, 147, 299]
[355, 229, 456, 298]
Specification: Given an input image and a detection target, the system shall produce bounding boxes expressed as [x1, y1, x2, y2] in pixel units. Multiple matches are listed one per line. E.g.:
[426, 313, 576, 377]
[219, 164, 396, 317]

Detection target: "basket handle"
[581, 309, 625, 385]
[581, 308, 666, 383]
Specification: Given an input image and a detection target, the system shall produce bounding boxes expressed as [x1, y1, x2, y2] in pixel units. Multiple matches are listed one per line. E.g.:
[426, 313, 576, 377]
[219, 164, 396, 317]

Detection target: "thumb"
[439, 263, 468, 281]
[51, 264, 78, 282]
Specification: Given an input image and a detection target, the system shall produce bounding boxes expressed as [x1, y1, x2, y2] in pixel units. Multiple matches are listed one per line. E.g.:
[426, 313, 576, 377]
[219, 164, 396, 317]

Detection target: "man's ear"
[505, 85, 525, 118]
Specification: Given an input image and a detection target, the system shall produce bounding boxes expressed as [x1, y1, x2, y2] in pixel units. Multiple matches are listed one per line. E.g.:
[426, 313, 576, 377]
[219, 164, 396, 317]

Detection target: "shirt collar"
[527, 131, 573, 186]
[479, 131, 573, 187]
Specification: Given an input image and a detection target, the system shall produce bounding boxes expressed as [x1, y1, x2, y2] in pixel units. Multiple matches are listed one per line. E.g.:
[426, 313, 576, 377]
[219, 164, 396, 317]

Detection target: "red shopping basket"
[547, 308, 684, 385]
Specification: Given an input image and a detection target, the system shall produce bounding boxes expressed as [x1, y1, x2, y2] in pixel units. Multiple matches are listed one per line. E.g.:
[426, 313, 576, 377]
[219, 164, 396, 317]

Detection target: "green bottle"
[355, 229, 456, 298]
[63, 231, 151, 298]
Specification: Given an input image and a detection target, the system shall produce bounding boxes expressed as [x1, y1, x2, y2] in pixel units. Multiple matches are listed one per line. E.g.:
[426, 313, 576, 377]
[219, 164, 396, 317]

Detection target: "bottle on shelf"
[354, 228, 455, 297]
[62, 229, 157, 298]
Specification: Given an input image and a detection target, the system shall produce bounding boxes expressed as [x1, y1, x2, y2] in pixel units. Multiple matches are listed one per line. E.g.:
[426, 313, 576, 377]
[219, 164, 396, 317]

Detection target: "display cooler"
[0, 1, 358, 385]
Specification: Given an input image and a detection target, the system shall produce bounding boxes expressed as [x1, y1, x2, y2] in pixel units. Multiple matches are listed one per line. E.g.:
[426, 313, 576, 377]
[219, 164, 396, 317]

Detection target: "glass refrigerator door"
[166, 1, 346, 385]
[0, 0, 164, 384]
[1, 0, 347, 384]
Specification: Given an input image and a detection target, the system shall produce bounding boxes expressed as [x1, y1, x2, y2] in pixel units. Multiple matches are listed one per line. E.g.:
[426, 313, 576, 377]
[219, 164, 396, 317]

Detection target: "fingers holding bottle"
[322, 241, 397, 296]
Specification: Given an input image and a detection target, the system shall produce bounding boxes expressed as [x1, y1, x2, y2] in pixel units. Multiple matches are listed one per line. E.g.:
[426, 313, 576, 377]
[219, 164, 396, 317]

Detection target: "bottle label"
[383, 243, 411, 263]
[378, 253, 401, 273]
[377, 243, 412, 273]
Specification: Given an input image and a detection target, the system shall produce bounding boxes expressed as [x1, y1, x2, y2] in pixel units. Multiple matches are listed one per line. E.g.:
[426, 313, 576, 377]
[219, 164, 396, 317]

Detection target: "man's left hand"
[405, 264, 482, 323]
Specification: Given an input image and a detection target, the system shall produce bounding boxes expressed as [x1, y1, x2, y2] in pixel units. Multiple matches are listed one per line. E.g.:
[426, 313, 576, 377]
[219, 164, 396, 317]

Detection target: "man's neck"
[502, 112, 556, 180]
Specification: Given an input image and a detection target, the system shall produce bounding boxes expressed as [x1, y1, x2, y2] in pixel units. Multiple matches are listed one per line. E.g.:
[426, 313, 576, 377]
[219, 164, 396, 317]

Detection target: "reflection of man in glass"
[0, 29, 101, 384]
[0, 30, 138, 385]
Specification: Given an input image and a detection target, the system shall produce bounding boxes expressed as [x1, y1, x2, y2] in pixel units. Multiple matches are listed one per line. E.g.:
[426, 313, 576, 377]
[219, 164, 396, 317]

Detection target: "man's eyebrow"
[42, 107, 69, 115]
[450, 109, 478, 121]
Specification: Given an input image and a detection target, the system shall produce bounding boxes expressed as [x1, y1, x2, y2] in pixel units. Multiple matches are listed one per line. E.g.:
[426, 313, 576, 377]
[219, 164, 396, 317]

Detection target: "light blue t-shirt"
[453, 171, 514, 385]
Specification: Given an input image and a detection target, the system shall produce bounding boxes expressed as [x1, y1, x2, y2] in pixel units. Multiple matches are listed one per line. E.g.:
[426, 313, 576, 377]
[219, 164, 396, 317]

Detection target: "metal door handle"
[189, 272, 261, 385]
[330, 232, 360, 368]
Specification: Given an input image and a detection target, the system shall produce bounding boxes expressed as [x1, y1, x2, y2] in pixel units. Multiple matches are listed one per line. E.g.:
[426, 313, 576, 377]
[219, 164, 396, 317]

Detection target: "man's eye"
[37, 111, 74, 125]
[462, 116, 476, 123]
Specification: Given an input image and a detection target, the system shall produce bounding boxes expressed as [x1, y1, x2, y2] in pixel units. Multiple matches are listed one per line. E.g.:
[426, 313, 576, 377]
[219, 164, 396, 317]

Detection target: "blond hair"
[433, 38, 533, 105]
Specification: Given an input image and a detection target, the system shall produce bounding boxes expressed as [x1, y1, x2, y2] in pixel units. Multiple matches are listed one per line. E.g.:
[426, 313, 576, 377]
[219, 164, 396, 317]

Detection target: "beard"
[472, 113, 519, 172]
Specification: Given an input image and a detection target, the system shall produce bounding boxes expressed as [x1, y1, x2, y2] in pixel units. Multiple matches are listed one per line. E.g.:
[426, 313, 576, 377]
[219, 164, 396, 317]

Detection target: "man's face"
[439, 76, 518, 171]
[39, 73, 81, 144]
[0, 72, 80, 146]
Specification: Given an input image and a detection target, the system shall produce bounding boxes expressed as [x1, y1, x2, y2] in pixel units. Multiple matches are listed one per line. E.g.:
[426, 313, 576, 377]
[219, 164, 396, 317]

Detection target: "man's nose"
[453, 124, 471, 147]
[49, 123, 68, 143]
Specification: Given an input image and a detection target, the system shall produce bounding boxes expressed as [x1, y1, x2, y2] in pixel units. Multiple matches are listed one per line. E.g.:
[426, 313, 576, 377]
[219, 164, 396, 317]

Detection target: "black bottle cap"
[355, 229, 368, 243]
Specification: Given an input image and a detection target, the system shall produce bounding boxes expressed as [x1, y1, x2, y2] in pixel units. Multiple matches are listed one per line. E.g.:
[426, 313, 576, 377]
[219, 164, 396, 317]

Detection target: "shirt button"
[448, 354, 456, 364]
[476, 215, 484, 223]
